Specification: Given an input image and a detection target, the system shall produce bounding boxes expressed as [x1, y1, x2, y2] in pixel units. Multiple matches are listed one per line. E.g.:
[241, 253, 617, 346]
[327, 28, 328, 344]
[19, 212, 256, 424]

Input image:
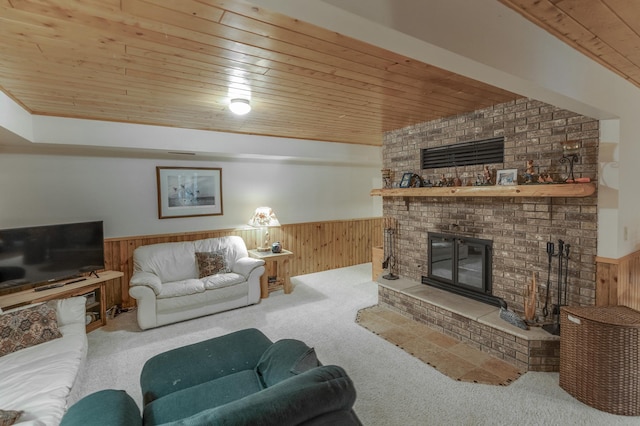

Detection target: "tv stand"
[0, 270, 124, 332]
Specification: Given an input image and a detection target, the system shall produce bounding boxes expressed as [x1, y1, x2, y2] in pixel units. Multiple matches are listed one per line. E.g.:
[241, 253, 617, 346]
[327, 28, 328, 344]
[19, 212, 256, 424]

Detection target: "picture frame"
[156, 167, 223, 219]
[496, 168, 518, 186]
[399, 172, 414, 188]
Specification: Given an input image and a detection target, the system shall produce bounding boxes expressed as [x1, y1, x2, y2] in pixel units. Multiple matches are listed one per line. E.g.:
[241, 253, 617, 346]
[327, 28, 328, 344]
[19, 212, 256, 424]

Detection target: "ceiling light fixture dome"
[229, 98, 251, 115]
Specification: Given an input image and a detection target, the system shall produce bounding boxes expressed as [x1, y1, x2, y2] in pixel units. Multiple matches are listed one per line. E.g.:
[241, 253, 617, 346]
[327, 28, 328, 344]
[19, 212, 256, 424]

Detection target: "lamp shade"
[247, 207, 280, 227]
[229, 98, 251, 115]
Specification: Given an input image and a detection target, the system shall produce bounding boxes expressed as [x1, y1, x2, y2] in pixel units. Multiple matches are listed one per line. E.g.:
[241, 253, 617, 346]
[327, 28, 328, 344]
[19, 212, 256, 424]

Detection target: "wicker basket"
[560, 306, 640, 416]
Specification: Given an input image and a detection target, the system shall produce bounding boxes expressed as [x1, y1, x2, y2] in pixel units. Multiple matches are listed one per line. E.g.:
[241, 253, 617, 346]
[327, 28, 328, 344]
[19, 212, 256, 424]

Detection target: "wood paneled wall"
[103, 218, 382, 308]
[596, 249, 640, 311]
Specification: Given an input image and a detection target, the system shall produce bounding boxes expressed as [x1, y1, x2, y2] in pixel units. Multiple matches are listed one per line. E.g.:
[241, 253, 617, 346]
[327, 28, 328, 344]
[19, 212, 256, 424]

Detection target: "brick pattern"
[379, 285, 560, 372]
[383, 98, 599, 315]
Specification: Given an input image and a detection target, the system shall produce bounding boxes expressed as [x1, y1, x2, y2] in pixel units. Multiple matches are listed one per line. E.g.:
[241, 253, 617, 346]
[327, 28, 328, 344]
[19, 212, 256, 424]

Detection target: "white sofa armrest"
[130, 271, 162, 295]
[128, 285, 158, 330]
[232, 257, 265, 279]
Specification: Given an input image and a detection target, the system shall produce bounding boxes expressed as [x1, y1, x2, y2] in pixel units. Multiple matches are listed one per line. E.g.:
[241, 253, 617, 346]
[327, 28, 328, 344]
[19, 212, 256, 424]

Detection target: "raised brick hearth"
[378, 278, 560, 372]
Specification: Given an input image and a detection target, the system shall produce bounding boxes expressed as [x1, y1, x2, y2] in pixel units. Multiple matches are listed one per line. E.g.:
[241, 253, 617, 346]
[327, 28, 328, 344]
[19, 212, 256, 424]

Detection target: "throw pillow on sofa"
[195, 251, 229, 278]
[0, 409, 23, 426]
[0, 303, 62, 357]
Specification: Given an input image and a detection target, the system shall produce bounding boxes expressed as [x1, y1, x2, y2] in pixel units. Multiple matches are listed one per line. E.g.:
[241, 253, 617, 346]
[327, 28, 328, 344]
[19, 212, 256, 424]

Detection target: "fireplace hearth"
[422, 233, 501, 307]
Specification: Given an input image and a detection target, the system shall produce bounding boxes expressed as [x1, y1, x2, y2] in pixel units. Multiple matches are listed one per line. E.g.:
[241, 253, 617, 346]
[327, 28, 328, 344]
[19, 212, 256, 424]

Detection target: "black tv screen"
[0, 221, 104, 295]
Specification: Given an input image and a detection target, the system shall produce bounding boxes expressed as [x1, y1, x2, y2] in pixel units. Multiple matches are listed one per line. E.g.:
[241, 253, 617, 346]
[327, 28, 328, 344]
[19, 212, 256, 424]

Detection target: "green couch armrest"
[60, 390, 141, 426]
[157, 365, 359, 426]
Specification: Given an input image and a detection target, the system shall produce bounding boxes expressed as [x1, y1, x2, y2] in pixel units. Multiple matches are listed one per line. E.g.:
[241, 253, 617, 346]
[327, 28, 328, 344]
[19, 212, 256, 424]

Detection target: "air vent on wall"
[421, 137, 504, 170]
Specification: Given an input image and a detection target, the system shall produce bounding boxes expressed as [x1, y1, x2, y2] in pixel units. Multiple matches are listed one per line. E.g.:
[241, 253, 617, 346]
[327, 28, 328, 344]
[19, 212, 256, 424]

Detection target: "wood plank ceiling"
[0, 0, 519, 147]
[1, 1, 637, 148]
[499, 0, 640, 89]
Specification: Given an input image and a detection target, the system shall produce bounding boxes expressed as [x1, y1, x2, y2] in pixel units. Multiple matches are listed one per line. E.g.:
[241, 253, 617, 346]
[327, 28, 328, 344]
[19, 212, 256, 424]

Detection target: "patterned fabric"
[0, 304, 63, 357]
[195, 251, 229, 278]
[0, 410, 22, 426]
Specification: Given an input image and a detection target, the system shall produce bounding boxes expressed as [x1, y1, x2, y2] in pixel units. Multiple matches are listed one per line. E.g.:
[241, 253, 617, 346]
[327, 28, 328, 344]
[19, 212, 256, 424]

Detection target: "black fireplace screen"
[423, 233, 499, 306]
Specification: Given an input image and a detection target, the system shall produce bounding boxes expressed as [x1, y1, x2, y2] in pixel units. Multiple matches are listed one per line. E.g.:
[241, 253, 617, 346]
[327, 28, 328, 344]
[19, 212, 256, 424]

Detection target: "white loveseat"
[129, 236, 265, 330]
[0, 297, 87, 425]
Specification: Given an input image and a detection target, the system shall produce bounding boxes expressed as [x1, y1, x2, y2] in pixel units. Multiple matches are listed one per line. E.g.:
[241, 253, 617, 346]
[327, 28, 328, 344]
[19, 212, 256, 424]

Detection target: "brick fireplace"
[379, 98, 598, 371]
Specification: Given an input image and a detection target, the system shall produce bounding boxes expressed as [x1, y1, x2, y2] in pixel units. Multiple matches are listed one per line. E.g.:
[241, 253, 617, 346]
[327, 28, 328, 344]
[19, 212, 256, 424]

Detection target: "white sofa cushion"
[48, 297, 87, 327]
[202, 273, 245, 290]
[157, 279, 205, 299]
[133, 241, 198, 283]
[0, 296, 87, 425]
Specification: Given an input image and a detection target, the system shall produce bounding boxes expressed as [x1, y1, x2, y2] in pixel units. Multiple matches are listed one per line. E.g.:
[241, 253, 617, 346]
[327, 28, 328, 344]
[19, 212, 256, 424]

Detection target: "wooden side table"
[248, 249, 293, 298]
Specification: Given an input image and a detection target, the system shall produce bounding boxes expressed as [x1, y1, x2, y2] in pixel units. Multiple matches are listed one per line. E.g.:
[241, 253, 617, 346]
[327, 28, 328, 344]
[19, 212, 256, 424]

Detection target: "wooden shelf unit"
[0, 270, 124, 332]
[370, 183, 596, 198]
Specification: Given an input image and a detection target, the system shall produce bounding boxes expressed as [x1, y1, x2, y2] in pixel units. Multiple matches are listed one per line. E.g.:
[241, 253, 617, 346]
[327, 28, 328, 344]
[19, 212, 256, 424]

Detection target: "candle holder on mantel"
[560, 140, 580, 182]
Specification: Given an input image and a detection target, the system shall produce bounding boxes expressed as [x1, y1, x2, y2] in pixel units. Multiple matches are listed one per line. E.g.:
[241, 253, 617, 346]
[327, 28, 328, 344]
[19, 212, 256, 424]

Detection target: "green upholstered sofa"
[61, 329, 362, 426]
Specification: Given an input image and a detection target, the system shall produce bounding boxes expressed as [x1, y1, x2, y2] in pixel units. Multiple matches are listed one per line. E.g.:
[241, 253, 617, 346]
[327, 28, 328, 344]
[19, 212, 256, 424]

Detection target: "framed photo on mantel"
[496, 168, 518, 186]
[156, 167, 223, 219]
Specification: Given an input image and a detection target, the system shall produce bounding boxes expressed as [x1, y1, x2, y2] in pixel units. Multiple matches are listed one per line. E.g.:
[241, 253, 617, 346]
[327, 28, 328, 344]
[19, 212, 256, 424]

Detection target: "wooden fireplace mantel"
[370, 183, 596, 198]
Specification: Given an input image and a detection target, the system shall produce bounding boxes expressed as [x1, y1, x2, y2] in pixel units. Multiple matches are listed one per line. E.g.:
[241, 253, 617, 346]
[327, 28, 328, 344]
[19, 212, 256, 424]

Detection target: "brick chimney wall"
[382, 98, 599, 314]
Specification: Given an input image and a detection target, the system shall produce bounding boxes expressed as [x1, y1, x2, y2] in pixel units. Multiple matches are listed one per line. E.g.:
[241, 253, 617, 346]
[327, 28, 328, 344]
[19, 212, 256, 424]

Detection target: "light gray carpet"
[70, 264, 638, 425]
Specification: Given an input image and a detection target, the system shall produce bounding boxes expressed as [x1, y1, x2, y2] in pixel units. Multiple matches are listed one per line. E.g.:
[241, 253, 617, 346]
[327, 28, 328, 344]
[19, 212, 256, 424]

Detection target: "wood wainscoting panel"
[595, 261, 618, 307]
[104, 218, 383, 308]
[596, 250, 640, 311]
[619, 252, 640, 311]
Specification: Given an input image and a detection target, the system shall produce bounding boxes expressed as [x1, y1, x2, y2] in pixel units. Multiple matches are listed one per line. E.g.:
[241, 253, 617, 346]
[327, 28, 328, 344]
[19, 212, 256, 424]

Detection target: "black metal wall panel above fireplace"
[423, 233, 501, 307]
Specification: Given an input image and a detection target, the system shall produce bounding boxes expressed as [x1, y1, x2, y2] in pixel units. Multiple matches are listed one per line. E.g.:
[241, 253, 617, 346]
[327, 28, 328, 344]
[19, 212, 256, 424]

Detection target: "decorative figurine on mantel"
[538, 170, 554, 183]
[381, 168, 392, 188]
[482, 165, 494, 185]
[524, 159, 536, 183]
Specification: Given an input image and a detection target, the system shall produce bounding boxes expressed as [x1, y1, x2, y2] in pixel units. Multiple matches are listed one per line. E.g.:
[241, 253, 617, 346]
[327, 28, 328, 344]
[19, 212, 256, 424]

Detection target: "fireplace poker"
[543, 239, 565, 335]
[563, 244, 571, 305]
[542, 241, 554, 317]
[555, 239, 565, 317]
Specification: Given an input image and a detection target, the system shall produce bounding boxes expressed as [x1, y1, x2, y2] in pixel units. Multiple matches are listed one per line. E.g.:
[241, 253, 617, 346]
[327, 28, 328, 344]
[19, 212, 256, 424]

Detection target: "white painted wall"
[30, 115, 381, 166]
[598, 120, 620, 258]
[0, 153, 382, 238]
[253, 0, 640, 258]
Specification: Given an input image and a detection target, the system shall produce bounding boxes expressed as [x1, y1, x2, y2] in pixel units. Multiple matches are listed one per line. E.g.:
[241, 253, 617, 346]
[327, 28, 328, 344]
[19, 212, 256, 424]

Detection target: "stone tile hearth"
[356, 305, 524, 385]
[377, 278, 560, 372]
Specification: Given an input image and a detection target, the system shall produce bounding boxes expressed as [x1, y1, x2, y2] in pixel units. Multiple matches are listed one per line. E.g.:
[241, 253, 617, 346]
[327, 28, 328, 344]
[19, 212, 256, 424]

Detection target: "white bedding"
[0, 298, 88, 426]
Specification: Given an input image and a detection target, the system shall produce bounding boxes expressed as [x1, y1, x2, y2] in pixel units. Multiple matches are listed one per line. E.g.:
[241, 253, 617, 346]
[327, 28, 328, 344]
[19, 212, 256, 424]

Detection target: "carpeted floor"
[356, 305, 523, 386]
[69, 264, 640, 425]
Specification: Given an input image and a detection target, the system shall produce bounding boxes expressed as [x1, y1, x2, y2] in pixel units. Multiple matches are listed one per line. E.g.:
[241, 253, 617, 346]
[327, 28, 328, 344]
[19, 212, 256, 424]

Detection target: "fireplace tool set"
[541, 239, 571, 336]
[382, 217, 399, 280]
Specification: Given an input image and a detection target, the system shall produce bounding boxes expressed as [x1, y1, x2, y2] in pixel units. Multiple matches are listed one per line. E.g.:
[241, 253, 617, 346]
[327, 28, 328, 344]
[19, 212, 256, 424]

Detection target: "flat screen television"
[0, 221, 104, 295]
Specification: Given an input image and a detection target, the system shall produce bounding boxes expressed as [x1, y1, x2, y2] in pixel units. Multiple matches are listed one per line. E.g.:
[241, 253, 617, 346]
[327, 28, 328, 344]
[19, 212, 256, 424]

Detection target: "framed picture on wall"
[496, 168, 518, 186]
[156, 167, 223, 219]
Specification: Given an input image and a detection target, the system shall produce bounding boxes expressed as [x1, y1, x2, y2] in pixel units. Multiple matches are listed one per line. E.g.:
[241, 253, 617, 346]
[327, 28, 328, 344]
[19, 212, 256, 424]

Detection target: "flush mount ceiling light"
[229, 98, 251, 115]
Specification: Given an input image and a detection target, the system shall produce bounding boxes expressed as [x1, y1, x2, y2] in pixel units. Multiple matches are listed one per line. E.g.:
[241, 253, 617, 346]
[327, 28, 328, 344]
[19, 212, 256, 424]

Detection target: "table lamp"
[248, 207, 281, 251]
